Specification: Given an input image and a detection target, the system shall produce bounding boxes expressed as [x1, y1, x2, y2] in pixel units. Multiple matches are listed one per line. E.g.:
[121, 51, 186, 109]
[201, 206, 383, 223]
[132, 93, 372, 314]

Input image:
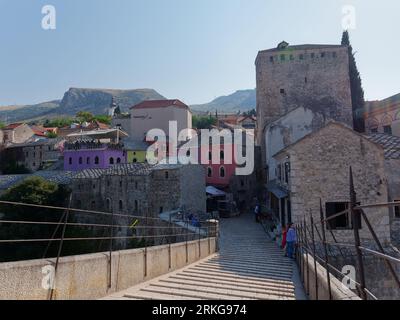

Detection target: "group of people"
[254, 203, 297, 259]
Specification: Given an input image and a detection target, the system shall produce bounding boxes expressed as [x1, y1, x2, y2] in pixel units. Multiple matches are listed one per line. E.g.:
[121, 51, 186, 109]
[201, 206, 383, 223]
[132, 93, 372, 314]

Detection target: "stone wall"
[276, 122, 390, 244]
[385, 159, 400, 246]
[0, 238, 216, 300]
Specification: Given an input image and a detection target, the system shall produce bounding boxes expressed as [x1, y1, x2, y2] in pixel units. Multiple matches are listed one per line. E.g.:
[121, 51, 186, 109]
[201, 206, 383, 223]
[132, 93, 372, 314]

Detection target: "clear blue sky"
[0, 0, 399, 106]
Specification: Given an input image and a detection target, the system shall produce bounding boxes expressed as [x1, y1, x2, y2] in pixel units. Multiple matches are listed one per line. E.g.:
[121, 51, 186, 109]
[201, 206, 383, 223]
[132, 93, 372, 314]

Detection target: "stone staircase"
[104, 214, 305, 300]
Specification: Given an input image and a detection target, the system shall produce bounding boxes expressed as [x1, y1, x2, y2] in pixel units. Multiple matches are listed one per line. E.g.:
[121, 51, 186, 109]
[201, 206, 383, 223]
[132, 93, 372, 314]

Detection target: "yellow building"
[123, 139, 155, 163]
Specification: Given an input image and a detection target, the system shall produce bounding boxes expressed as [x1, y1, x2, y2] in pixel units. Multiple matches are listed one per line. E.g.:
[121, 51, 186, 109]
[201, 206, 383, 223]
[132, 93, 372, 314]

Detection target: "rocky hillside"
[57, 88, 165, 115]
[191, 89, 256, 114]
[0, 88, 166, 123]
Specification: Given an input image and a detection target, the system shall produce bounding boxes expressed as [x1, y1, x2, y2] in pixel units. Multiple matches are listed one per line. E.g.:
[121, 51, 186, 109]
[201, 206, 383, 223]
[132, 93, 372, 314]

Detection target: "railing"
[295, 167, 400, 300]
[0, 199, 219, 300]
[64, 141, 123, 151]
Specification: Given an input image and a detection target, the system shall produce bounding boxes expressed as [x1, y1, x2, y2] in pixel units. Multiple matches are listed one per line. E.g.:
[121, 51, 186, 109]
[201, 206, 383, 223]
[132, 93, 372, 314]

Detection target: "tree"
[192, 115, 217, 129]
[93, 115, 112, 125]
[342, 30, 365, 133]
[0, 122, 5, 129]
[76, 111, 94, 123]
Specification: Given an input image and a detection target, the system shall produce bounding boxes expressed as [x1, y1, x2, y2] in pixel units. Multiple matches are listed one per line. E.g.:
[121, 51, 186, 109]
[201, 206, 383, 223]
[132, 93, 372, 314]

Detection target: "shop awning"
[267, 181, 288, 199]
[206, 186, 227, 196]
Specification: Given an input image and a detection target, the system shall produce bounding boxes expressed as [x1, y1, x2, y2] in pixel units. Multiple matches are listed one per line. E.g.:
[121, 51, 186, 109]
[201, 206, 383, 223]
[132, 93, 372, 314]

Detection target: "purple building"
[63, 128, 128, 171]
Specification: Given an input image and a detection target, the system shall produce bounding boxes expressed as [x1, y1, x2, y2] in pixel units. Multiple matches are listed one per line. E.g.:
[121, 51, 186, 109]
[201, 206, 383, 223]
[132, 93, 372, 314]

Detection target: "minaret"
[108, 97, 119, 116]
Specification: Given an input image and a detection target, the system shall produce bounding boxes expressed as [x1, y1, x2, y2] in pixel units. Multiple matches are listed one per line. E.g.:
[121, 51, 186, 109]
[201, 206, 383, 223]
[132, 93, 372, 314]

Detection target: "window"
[311, 53, 315, 59]
[186, 150, 191, 157]
[284, 162, 290, 183]
[93, 184, 96, 190]
[117, 157, 121, 164]
[79, 157, 83, 164]
[269, 56, 274, 62]
[207, 167, 212, 178]
[159, 207, 163, 213]
[133, 158, 137, 163]
[109, 157, 114, 165]
[277, 164, 282, 181]
[77, 200, 82, 208]
[119, 180, 122, 188]
[321, 52, 326, 58]
[119, 200, 123, 211]
[95, 156, 99, 165]
[395, 200, 400, 218]
[332, 52, 337, 58]
[241, 180, 244, 187]
[165, 171, 169, 179]
[371, 128, 378, 133]
[135, 181, 138, 190]
[305, 77, 308, 83]
[325, 202, 361, 230]
[106, 199, 111, 212]
[220, 166, 225, 178]
[220, 150, 224, 160]
[87, 157, 90, 165]
[208, 151, 212, 161]
[69, 157, 72, 165]
[280, 89, 285, 94]
[299, 54, 304, 60]
[289, 54, 294, 61]
[384, 125, 392, 135]
[134, 200, 138, 212]
[107, 180, 110, 187]
[91, 201, 96, 209]
[280, 54, 286, 61]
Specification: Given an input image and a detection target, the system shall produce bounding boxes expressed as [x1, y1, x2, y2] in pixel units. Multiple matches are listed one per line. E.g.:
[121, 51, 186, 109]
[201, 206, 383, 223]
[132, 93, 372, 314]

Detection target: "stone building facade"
[364, 93, 400, 136]
[70, 163, 206, 247]
[1, 123, 34, 145]
[366, 133, 400, 246]
[255, 42, 353, 170]
[273, 122, 390, 244]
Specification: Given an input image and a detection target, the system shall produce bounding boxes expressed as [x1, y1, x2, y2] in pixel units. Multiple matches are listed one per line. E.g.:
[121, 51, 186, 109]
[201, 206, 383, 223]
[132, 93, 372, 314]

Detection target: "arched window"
[381, 114, 393, 127]
[220, 150, 224, 160]
[95, 156, 99, 165]
[117, 157, 121, 164]
[109, 157, 114, 165]
[208, 151, 212, 161]
[69, 157, 72, 165]
[220, 166, 226, 178]
[119, 200, 123, 211]
[186, 150, 191, 157]
[133, 158, 137, 163]
[87, 157, 90, 165]
[207, 167, 212, 178]
[79, 157, 83, 164]
[368, 118, 379, 133]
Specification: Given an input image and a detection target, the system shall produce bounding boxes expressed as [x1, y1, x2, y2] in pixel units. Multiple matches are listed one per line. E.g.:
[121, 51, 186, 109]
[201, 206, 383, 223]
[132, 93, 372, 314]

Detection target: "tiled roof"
[3, 123, 24, 130]
[73, 168, 106, 179]
[122, 138, 151, 151]
[104, 163, 154, 176]
[6, 138, 64, 149]
[0, 171, 77, 191]
[365, 133, 400, 159]
[130, 99, 190, 111]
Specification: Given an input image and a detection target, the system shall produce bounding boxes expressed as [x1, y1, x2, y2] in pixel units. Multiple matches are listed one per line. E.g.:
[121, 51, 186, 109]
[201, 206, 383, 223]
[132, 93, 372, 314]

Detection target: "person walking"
[281, 225, 288, 256]
[286, 223, 297, 259]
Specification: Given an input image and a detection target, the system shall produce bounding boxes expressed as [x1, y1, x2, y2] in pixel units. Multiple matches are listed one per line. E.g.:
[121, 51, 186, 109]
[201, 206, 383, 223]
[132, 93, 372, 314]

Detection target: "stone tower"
[255, 41, 353, 162]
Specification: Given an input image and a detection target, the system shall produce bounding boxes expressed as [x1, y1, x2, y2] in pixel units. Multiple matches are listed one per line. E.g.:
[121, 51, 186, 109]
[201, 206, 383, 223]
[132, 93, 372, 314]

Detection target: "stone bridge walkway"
[104, 213, 306, 300]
